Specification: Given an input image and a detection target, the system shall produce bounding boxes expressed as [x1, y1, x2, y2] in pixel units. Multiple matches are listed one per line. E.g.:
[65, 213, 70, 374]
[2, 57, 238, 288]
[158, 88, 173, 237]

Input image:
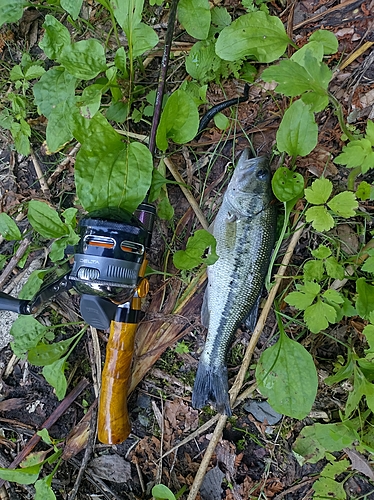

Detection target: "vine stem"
[186, 221, 305, 500]
[148, 0, 179, 156]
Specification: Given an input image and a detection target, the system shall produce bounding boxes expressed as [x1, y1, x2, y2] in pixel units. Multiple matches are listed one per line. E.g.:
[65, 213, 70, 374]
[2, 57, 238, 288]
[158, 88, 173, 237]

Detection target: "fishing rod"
[0, 203, 155, 445]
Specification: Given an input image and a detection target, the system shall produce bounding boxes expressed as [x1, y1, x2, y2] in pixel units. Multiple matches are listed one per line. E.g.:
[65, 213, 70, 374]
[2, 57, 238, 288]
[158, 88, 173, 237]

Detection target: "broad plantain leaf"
[10, 316, 47, 358]
[39, 14, 71, 60]
[276, 100, 318, 157]
[60, 0, 83, 20]
[0, 0, 26, 27]
[178, 0, 211, 40]
[216, 11, 290, 63]
[256, 331, 318, 419]
[0, 464, 41, 485]
[75, 116, 153, 213]
[156, 90, 199, 150]
[33, 67, 77, 117]
[42, 357, 68, 400]
[0, 213, 21, 240]
[59, 39, 107, 80]
[28, 201, 68, 239]
[130, 22, 158, 58]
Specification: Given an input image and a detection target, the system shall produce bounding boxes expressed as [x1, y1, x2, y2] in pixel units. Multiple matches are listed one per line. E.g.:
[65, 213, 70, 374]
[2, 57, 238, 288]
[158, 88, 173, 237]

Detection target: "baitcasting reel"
[0, 202, 156, 330]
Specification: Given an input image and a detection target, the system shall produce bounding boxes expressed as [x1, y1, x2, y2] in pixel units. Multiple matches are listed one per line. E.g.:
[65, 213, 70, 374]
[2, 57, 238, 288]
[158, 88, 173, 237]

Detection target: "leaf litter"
[0, 0, 374, 499]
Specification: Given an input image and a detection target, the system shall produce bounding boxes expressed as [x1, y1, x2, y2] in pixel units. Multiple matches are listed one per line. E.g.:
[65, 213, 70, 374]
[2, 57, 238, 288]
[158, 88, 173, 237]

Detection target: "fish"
[192, 149, 277, 415]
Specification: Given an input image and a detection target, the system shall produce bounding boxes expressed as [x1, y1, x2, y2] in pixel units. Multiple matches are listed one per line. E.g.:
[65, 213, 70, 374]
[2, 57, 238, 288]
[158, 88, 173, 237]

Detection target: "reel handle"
[97, 320, 137, 444]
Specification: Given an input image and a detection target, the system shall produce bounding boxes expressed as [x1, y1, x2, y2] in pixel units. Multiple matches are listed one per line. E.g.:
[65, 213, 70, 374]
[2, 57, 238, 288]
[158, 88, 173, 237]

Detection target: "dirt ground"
[0, 0, 374, 499]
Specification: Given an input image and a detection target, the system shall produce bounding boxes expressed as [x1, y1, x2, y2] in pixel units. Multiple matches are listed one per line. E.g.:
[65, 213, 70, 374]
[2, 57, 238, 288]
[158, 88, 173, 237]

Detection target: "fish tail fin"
[192, 361, 232, 416]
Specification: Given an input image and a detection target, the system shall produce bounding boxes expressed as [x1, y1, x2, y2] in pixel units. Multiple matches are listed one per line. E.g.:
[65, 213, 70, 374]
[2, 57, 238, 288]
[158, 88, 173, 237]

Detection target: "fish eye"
[256, 168, 268, 180]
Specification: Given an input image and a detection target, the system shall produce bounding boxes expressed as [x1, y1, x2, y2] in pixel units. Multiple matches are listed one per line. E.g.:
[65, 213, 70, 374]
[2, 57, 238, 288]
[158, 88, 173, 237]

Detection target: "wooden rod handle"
[98, 321, 137, 444]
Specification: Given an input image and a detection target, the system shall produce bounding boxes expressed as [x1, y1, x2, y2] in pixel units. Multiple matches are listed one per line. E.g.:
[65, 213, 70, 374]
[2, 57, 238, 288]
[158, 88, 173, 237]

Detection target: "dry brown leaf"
[89, 454, 132, 483]
[0, 398, 25, 412]
[345, 448, 374, 480]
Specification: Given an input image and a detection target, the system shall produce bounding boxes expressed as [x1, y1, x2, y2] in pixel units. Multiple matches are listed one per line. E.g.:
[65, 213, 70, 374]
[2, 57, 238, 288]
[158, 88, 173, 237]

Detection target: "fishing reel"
[0, 202, 156, 330]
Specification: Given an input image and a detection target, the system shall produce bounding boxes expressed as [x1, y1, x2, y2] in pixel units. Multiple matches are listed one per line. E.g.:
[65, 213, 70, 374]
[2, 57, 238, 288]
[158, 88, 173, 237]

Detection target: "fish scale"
[192, 151, 276, 415]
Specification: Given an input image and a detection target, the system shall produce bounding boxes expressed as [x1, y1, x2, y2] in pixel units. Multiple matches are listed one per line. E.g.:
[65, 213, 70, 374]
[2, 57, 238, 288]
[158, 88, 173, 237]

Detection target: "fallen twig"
[30, 149, 51, 198]
[163, 156, 209, 230]
[186, 221, 305, 500]
[46, 143, 81, 187]
[0, 238, 31, 289]
[0, 378, 89, 489]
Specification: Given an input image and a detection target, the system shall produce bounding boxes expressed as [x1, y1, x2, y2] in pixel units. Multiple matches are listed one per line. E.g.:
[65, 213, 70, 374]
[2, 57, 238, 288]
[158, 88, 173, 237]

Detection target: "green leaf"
[59, 39, 107, 80]
[216, 11, 290, 63]
[0, 212, 21, 240]
[0, 464, 41, 485]
[178, 0, 211, 40]
[345, 365, 368, 417]
[327, 191, 358, 218]
[322, 289, 344, 305]
[18, 269, 49, 300]
[334, 138, 374, 173]
[306, 179, 334, 209]
[62, 207, 78, 227]
[271, 167, 304, 202]
[210, 6, 231, 35]
[156, 90, 199, 150]
[213, 112, 229, 131]
[33, 67, 77, 118]
[60, 0, 83, 20]
[291, 41, 324, 65]
[157, 192, 174, 220]
[9, 64, 23, 81]
[305, 206, 335, 232]
[303, 259, 324, 281]
[362, 256, 374, 274]
[10, 316, 47, 358]
[277, 100, 318, 157]
[304, 298, 336, 333]
[0, 0, 26, 27]
[365, 119, 374, 146]
[28, 336, 77, 366]
[114, 47, 128, 77]
[311, 244, 331, 259]
[37, 428, 53, 445]
[309, 30, 338, 54]
[130, 22, 159, 58]
[35, 475, 56, 500]
[11, 119, 31, 155]
[28, 201, 68, 239]
[285, 281, 320, 310]
[75, 116, 153, 213]
[305, 177, 333, 205]
[324, 256, 345, 280]
[262, 59, 315, 97]
[79, 84, 103, 119]
[110, 0, 143, 33]
[356, 180, 371, 201]
[324, 350, 354, 385]
[356, 277, 374, 320]
[24, 65, 45, 80]
[293, 422, 358, 464]
[256, 331, 318, 419]
[39, 15, 71, 60]
[185, 39, 221, 84]
[106, 101, 130, 123]
[313, 476, 346, 500]
[45, 98, 77, 152]
[42, 357, 68, 400]
[173, 229, 218, 270]
[152, 484, 176, 500]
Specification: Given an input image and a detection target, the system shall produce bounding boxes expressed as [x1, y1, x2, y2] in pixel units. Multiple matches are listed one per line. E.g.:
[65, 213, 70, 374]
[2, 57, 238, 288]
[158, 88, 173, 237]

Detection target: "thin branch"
[148, 0, 179, 155]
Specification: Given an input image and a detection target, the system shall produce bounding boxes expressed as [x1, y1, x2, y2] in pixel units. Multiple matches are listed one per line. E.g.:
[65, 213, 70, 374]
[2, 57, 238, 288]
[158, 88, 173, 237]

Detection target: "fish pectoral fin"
[201, 286, 210, 328]
[243, 291, 262, 332]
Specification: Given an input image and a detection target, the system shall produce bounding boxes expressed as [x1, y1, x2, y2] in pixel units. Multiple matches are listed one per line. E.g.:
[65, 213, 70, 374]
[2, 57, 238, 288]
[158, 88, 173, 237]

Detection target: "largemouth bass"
[192, 150, 276, 415]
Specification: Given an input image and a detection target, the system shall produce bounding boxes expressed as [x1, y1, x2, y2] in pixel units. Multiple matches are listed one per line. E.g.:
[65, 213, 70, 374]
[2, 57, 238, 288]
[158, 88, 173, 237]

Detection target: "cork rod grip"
[97, 321, 138, 444]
